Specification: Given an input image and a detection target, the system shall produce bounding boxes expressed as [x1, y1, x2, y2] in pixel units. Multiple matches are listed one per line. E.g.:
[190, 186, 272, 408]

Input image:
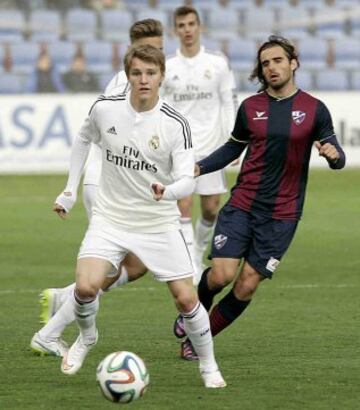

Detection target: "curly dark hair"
[249, 35, 299, 92]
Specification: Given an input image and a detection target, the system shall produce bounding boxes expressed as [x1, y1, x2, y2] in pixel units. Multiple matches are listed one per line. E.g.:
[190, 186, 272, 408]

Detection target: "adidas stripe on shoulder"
[160, 102, 192, 149]
[88, 93, 127, 115]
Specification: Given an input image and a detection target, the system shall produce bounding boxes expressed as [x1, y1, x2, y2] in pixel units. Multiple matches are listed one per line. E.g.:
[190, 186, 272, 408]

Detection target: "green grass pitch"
[0, 169, 359, 410]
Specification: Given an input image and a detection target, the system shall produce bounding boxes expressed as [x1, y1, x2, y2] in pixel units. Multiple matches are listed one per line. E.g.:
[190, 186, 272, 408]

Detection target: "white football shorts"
[194, 168, 227, 195]
[78, 214, 194, 282]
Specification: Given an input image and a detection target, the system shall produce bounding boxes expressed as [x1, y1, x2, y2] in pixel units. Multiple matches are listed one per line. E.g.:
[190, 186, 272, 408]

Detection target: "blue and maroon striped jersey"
[229, 90, 338, 220]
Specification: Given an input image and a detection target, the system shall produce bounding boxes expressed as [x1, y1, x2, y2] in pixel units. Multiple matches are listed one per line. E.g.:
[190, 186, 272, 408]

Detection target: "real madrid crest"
[204, 69, 212, 79]
[149, 135, 160, 150]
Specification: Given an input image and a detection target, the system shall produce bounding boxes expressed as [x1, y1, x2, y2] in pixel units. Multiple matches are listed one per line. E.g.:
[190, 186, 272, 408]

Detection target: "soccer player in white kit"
[39, 45, 226, 388]
[162, 6, 237, 282]
[30, 20, 163, 352]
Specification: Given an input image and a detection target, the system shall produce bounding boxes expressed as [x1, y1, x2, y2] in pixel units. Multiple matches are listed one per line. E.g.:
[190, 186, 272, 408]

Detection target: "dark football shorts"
[210, 204, 299, 278]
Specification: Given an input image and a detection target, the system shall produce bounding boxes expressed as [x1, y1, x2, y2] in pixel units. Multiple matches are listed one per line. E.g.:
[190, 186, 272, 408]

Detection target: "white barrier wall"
[0, 92, 359, 173]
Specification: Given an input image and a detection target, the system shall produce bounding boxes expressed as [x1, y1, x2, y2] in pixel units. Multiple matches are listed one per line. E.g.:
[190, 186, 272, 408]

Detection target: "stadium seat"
[163, 35, 178, 56]
[11, 42, 40, 74]
[48, 41, 77, 72]
[349, 13, 360, 38]
[226, 37, 257, 71]
[0, 10, 25, 43]
[313, 6, 348, 39]
[350, 70, 360, 89]
[241, 7, 278, 40]
[29, 9, 62, 42]
[207, 7, 240, 40]
[65, 8, 97, 42]
[333, 37, 360, 69]
[135, 8, 169, 32]
[201, 36, 223, 52]
[297, 38, 329, 70]
[278, 6, 312, 40]
[315, 69, 349, 90]
[236, 70, 259, 93]
[83, 41, 113, 73]
[0, 72, 26, 94]
[296, 69, 314, 91]
[98, 71, 117, 91]
[100, 9, 133, 42]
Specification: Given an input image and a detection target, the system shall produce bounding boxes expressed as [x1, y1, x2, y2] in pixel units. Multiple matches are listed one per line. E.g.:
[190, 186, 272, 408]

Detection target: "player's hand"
[151, 183, 165, 201]
[194, 164, 201, 177]
[53, 191, 76, 218]
[315, 141, 340, 163]
[53, 203, 67, 219]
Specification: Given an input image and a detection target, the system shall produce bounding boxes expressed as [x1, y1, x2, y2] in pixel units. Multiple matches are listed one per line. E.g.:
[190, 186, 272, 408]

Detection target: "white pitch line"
[0, 284, 356, 295]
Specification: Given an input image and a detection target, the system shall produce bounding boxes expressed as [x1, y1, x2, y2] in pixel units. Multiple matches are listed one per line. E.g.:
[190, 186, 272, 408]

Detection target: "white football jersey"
[83, 71, 129, 186]
[162, 46, 236, 158]
[79, 93, 194, 233]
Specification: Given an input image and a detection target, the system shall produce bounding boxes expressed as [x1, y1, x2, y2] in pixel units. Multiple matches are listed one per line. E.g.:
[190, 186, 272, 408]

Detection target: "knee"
[75, 283, 98, 300]
[233, 265, 262, 300]
[175, 292, 198, 314]
[208, 266, 234, 290]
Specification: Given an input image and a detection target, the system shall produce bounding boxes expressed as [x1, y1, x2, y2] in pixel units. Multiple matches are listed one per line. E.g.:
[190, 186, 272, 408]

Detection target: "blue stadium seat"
[350, 70, 360, 89]
[98, 71, 117, 91]
[163, 35, 178, 56]
[349, 13, 360, 38]
[278, 6, 312, 40]
[135, 8, 169, 32]
[65, 8, 97, 41]
[48, 41, 77, 72]
[333, 37, 360, 69]
[226, 37, 257, 71]
[29, 9, 62, 42]
[315, 69, 349, 90]
[11, 42, 40, 74]
[297, 38, 329, 70]
[83, 41, 113, 73]
[296, 69, 314, 91]
[0, 72, 26, 94]
[0, 10, 25, 43]
[313, 6, 348, 39]
[201, 36, 223, 52]
[100, 9, 133, 43]
[236, 70, 259, 93]
[207, 7, 240, 40]
[241, 7, 278, 40]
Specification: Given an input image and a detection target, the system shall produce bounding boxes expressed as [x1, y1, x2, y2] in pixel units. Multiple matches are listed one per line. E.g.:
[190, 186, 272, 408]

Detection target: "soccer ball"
[96, 351, 149, 404]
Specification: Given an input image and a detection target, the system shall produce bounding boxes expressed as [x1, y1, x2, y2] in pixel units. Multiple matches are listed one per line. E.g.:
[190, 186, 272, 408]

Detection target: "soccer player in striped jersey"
[175, 35, 346, 359]
[33, 45, 226, 388]
[162, 6, 237, 282]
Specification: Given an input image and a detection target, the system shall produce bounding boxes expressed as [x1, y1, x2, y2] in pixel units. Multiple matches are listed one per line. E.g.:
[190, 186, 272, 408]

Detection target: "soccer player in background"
[31, 20, 164, 355]
[174, 35, 346, 360]
[35, 44, 226, 388]
[162, 6, 237, 280]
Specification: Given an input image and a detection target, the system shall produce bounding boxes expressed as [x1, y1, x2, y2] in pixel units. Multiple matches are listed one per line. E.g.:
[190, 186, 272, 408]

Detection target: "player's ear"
[290, 58, 298, 71]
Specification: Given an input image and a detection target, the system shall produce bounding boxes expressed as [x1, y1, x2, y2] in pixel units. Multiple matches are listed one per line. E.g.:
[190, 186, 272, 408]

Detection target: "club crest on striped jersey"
[149, 135, 160, 150]
[292, 111, 306, 125]
[214, 234, 227, 250]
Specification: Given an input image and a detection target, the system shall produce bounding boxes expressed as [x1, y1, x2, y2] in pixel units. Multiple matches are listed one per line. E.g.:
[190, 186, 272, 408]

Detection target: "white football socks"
[73, 293, 99, 344]
[182, 302, 218, 373]
[38, 295, 75, 340]
[194, 217, 214, 269]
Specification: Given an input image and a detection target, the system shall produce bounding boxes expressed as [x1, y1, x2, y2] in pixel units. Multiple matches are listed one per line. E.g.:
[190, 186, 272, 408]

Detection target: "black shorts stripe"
[161, 103, 192, 149]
